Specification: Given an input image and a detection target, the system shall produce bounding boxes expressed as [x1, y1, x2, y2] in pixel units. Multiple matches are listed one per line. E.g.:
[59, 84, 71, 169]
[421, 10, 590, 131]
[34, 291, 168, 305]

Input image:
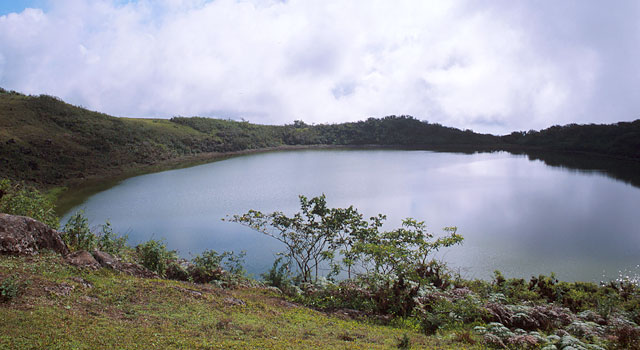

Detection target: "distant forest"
[1, 88, 639, 188]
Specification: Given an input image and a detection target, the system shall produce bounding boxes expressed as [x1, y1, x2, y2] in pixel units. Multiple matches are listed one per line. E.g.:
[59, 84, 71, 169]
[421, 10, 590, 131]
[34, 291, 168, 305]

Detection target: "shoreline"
[54, 143, 640, 216]
[54, 143, 500, 215]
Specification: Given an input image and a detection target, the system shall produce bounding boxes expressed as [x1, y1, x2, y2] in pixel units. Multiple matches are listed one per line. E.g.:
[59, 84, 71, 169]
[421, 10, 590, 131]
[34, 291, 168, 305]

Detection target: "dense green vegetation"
[0, 178, 59, 228]
[502, 121, 640, 159]
[3, 88, 638, 197]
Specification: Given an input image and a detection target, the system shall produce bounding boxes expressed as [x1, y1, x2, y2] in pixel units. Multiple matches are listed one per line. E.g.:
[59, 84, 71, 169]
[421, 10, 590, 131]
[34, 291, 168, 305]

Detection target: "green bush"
[414, 294, 488, 335]
[136, 239, 177, 277]
[397, 333, 411, 349]
[61, 210, 97, 251]
[0, 275, 23, 303]
[190, 249, 246, 284]
[261, 256, 292, 292]
[0, 179, 59, 228]
[97, 220, 128, 257]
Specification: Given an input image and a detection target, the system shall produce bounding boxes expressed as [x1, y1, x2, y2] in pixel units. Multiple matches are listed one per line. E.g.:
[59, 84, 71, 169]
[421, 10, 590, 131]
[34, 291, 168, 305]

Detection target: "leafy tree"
[358, 219, 462, 286]
[230, 195, 463, 285]
[328, 208, 384, 279]
[229, 195, 341, 283]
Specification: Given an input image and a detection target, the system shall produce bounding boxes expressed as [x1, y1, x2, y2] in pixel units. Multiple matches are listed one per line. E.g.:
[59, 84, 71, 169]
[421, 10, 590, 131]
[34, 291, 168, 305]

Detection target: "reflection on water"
[62, 149, 640, 282]
[518, 150, 640, 189]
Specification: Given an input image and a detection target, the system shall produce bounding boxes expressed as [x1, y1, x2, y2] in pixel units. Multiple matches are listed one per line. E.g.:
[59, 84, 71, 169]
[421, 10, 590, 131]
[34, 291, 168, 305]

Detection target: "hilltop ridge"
[1, 88, 639, 191]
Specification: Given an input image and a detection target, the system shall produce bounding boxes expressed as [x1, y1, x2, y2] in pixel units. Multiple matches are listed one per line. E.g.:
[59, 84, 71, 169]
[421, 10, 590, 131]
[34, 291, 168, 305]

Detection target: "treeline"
[1, 88, 639, 189]
[501, 120, 640, 159]
[171, 115, 501, 148]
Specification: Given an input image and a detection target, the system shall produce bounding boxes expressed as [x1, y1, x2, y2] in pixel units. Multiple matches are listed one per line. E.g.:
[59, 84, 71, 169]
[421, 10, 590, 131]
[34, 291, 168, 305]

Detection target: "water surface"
[63, 149, 640, 282]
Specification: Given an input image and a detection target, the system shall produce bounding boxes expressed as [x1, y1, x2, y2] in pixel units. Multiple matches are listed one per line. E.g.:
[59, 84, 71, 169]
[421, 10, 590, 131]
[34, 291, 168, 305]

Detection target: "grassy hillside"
[0, 253, 481, 350]
[0, 91, 285, 187]
[0, 90, 502, 190]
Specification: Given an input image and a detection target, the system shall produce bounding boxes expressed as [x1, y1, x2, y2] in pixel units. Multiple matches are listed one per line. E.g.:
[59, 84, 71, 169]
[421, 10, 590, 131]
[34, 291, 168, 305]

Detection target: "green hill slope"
[0, 91, 289, 187]
[2, 88, 639, 192]
[0, 90, 501, 188]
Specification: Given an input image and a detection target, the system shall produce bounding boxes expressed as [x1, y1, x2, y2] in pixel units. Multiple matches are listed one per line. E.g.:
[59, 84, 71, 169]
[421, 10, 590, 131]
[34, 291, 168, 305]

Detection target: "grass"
[0, 253, 485, 350]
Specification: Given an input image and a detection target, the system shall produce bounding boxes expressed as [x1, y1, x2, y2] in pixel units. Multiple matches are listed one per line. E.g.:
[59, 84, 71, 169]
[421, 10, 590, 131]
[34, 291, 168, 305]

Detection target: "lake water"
[62, 149, 640, 282]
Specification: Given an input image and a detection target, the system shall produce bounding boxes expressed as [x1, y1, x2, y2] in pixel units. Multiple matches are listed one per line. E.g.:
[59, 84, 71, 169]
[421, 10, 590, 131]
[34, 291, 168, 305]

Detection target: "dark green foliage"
[0, 275, 23, 303]
[136, 239, 177, 277]
[415, 295, 488, 334]
[165, 261, 190, 281]
[261, 256, 292, 291]
[502, 120, 640, 159]
[0, 179, 59, 228]
[60, 211, 130, 257]
[189, 249, 246, 283]
[96, 221, 128, 257]
[61, 210, 97, 251]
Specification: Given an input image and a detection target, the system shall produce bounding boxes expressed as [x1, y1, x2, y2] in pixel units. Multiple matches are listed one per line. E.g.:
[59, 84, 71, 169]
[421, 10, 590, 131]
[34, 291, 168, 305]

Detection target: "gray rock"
[116, 261, 159, 279]
[91, 250, 117, 268]
[66, 250, 100, 269]
[0, 213, 69, 256]
[89, 250, 158, 279]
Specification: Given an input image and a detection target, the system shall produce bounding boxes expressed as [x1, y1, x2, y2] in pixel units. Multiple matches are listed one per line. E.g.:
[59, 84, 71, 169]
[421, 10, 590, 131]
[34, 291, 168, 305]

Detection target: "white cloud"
[0, 0, 637, 134]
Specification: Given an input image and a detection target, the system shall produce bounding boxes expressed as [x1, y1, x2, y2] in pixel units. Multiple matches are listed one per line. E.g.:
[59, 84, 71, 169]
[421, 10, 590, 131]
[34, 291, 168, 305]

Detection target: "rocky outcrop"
[0, 213, 69, 256]
[66, 250, 101, 269]
[92, 250, 118, 268]
[64, 249, 158, 278]
[114, 260, 159, 279]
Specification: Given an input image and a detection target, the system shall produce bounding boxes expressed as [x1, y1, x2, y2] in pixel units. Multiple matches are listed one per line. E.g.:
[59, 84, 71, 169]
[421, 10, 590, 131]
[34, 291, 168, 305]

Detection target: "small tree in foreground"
[229, 195, 341, 283]
[228, 194, 463, 285]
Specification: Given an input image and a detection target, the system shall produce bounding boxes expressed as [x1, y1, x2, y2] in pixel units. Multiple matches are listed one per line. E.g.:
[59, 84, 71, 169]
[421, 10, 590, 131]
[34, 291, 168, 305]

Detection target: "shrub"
[97, 220, 128, 257]
[261, 256, 292, 291]
[0, 179, 59, 228]
[189, 249, 246, 283]
[0, 275, 23, 303]
[190, 249, 225, 283]
[415, 295, 488, 335]
[397, 333, 411, 349]
[612, 325, 640, 350]
[136, 239, 177, 277]
[61, 210, 97, 251]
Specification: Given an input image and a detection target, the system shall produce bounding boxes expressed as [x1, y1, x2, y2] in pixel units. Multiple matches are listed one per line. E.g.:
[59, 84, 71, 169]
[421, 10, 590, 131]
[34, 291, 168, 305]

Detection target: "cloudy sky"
[1, 0, 639, 134]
